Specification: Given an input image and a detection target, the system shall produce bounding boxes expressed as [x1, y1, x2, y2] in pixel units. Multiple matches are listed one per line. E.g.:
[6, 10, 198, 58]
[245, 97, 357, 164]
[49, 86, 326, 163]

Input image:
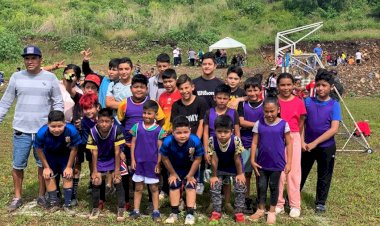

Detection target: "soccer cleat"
[235, 213, 245, 223]
[164, 213, 178, 224]
[152, 210, 161, 222]
[7, 198, 23, 212]
[129, 210, 141, 219]
[209, 211, 222, 221]
[184, 214, 195, 225]
[37, 196, 48, 209]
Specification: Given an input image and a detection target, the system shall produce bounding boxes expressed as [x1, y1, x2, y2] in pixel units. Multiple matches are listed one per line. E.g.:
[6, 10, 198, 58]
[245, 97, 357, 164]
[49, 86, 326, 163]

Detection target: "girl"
[249, 96, 293, 224]
[301, 69, 341, 213]
[276, 73, 307, 218]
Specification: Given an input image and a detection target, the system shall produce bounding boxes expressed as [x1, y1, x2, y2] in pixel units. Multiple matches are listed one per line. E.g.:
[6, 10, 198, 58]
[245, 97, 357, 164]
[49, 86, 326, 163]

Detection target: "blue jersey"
[160, 134, 204, 175]
[34, 123, 82, 156]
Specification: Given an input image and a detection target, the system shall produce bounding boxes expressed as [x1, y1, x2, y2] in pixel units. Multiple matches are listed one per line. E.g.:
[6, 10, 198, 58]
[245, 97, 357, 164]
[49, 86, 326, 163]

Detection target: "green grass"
[0, 96, 379, 225]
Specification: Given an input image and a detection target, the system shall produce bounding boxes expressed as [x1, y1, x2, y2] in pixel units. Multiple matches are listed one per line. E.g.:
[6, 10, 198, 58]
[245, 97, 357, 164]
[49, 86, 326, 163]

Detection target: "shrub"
[59, 36, 87, 53]
[0, 31, 22, 61]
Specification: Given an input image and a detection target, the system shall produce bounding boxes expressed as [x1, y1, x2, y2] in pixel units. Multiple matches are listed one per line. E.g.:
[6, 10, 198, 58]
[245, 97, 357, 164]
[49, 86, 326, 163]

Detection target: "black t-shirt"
[193, 76, 223, 110]
[171, 96, 208, 134]
[231, 88, 246, 99]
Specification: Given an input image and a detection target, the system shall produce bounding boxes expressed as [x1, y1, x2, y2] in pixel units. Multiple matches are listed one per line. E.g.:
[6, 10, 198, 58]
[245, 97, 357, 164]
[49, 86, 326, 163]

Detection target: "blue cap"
[21, 45, 42, 57]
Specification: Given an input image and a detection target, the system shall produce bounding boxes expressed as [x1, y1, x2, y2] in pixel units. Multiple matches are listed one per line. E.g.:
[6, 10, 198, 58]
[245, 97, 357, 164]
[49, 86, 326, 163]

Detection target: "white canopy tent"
[209, 37, 247, 54]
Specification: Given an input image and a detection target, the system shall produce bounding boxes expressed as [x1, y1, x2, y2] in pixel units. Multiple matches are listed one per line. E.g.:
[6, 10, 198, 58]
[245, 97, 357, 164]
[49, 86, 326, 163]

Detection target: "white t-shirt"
[173, 49, 179, 58]
[269, 77, 277, 88]
[355, 52, 362, 60]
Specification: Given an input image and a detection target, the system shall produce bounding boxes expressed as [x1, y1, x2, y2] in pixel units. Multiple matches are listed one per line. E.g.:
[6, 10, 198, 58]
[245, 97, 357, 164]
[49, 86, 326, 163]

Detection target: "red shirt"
[279, 96, 307, 132]
[158, 89, 182, 131]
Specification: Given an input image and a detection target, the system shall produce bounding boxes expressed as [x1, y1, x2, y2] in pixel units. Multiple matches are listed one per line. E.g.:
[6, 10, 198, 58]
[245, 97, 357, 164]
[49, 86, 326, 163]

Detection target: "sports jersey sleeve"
[207, 136, 215, 156]
[193, 136, 205, 157]
[69, 126, 82, 147]
[117, 99, 127, 122]
[204, 110, 210, 125]
[158, 128, 165, 140]
[33, 127, 46, 149]
[155, 101, 165, 121]
[80, 121, 90, 145]
[86, 133, 97, 150]
[159, 137, 171, 157]
[332, 101, 342, 121]
[115, 126, 126, 147]
[284, 122, 290, 133]
[233, 136, 244, 155]
[252, 120, 260, 133]
[130, 123, 138, 137]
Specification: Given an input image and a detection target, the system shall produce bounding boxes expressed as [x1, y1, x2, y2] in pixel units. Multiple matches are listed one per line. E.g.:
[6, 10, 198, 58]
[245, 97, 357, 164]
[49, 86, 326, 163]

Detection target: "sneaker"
[129, 210, 141, 219]
[152, 210, 161, 222]
[289, 207, 301, 218]
[164, 213, 178, 224]
[209, 211, 221, 221]
[7, 198, 23, 212]
[89, 208, 100, 220]
[196, 183, 204, 195]
[63, 206, 76, 216]
[249, 209, 265, 221]
[179, 199, 185, 212]
[275, 206, 285, 214]
[124, 202, 131, 211]
[184, 214, 195, 225]
[267, 211, 276, 225]
[70, 198, 78, 207]
[159, 191, 167, 200]
[146, 202, 153, 212]
[48, 203, 61, 213]
[235, 213, 245, 223]
[224, 203, 234, 214]
[37, 196, 48, 209]
[98, 200, 105, 210]
[117, 208, 125, 221]
[315, 204, 326, 214]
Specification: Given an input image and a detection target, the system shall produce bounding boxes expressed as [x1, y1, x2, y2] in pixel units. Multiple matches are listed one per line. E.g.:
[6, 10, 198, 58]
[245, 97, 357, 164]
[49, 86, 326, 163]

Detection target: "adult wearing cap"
[0, 45, 64, 211]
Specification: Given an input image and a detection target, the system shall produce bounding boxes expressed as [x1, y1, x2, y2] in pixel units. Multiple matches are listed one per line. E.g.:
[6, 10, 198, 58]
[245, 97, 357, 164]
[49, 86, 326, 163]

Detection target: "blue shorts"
[77, 147, 92, 163]
[241, 149, 253, 173]
[46, 154, 71, 175]
[13, 131, 42, 170]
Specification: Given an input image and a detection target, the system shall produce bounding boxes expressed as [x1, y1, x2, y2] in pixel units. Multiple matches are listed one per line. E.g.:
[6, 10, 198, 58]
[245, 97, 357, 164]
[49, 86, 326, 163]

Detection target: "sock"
[92, 186, 101, 208]
[71, 178, 79, 200]
[187, 207, 194, 215]
[171, 206, 179, 214]
[48, 190, 59, 206]
[115, 182, 125, 208]
[63, 188, 73, 207]
[122, 175, 130, 202]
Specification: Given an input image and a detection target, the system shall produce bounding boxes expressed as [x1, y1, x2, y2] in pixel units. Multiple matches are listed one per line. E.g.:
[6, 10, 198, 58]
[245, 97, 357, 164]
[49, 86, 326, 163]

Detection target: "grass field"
[0, 97, 379, 225]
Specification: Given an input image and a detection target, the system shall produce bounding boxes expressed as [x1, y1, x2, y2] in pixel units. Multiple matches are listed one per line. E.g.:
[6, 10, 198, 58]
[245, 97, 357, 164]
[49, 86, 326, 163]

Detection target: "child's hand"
[91, 172, 101, 185]
[63, 167, 73, 179]
[251, 161, 262, 176]
[210, 176, 219, 188]
[154, 164, 161, 174]
[185, 175, 197, 187]
[80, 48, 92, 61]
[131, 160, 136, 170]
[120, 152, 126, 161]
[43, 167, 53, 179]
[235, 173, 246, 185]
[285, 163, 291, 174]
[113, 170, 121, 183]
[306, 142, 317, 151]
[168, 174, 180, 186]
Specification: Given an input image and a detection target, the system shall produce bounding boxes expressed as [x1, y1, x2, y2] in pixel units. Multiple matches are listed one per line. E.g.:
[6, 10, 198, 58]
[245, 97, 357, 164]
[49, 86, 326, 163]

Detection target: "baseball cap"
[83, 74, 101, 88]
[21, 45, 42, 57]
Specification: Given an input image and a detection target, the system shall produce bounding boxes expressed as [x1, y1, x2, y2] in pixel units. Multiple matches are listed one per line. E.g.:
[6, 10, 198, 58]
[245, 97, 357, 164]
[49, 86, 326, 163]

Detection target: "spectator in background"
[0, 71, 4, 86]
[313, 44, 323, 68]
[188, 48, 196, 66]
[355, 50, 362, 64]
[220, 49, 227, 67]
[173, 47, 180, 67]
[282, 51, 291, 73]
[197, 49, 204, 66]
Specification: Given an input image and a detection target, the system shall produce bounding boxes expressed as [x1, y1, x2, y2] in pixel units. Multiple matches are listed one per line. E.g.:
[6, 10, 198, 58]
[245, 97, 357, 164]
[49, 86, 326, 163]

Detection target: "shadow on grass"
[301, 190, 315, 209]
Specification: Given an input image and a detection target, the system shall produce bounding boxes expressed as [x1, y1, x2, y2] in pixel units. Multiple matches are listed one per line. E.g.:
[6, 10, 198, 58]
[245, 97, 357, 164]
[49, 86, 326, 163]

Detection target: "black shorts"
[77, 148, 92, 163]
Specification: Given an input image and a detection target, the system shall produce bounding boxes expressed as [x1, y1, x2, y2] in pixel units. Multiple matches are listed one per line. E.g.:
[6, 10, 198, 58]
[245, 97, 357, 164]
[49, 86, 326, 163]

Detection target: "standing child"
[301, 69, 341, 213]
[225, 65, 246, 110]
[148, 53, 171, 101]
[208, 115, 246, 223]
[238, 77, 264, 212]
[34, 110, 82, 215]
[160, 116, 204, 225]
[203, 84, 240, 213]
[86, 108, 126, 221]
[276, 73, 307, 218]
[249, 96, 293, 224]
[129, 100, 165, 221]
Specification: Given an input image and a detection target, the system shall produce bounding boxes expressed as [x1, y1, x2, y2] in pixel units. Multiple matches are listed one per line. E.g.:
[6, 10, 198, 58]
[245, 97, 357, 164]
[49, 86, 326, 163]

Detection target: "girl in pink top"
[276, 73, 306, 218]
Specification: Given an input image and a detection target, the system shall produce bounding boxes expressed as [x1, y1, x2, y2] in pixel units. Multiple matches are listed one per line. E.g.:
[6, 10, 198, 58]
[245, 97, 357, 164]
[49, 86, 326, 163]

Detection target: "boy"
[301, 69, 341, 214]
[158, 68, 181, 133]
[225, 65, 246, 110]
[34, 110, 81, 215]
[193, 52, 223, 109]
[148, 53, 171, 101]
[106, 57, 134, 110]
[160, 116, 204, 225]
[117, 74, 165, 210]
[203, 84, 240, 213]
[158, 68, 181, 199]
[208, 115, 246, 223]
[238, 77, 264, 212]
[86, 108, 126, 221]
[129, 100, 165, 221]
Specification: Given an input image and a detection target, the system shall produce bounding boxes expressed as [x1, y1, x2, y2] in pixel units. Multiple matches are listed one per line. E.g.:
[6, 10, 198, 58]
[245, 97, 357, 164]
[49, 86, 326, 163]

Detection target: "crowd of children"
[1, 45, 342, 225]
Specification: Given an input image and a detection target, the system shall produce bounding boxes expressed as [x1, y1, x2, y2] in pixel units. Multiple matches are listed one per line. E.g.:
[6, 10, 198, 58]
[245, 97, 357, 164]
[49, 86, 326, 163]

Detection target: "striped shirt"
[0, 70, 64, 133]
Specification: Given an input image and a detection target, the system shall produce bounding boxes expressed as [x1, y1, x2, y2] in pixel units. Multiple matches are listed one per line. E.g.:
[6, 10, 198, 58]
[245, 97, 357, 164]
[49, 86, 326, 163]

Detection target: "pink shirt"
[279, 96, 307, 132]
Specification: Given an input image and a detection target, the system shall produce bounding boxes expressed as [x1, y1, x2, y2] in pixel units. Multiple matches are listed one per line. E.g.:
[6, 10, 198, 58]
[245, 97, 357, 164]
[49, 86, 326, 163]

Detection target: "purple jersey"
[123, 96, 149, 142]
[208, 108, 236, 137]
[241, 102, 263, 148]
[213, 134, 243, 174]
[257, 117, 286, 171]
